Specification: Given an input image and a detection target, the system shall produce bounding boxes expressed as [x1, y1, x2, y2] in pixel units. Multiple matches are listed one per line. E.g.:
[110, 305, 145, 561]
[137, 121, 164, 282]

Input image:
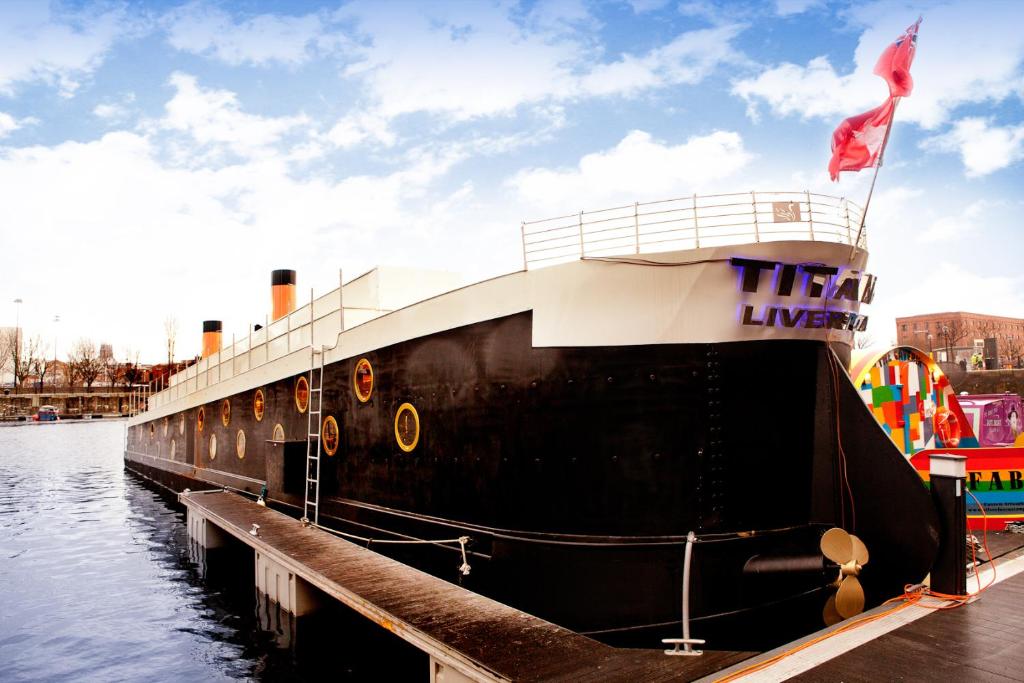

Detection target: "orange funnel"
[202, 320, 222, 359]
[272, 269, 296, 322]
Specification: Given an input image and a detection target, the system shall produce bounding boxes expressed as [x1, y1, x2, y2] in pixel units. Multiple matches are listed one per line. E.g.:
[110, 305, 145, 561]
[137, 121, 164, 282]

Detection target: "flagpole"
[849, 96, 901, 261]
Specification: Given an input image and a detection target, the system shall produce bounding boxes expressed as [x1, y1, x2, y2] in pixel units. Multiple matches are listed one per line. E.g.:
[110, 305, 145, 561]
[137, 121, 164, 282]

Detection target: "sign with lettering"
[730, 257, 874, 332]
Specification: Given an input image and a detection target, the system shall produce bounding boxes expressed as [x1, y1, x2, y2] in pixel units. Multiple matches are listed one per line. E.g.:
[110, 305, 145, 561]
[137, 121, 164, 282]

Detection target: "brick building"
[895, 312, 1024, 367]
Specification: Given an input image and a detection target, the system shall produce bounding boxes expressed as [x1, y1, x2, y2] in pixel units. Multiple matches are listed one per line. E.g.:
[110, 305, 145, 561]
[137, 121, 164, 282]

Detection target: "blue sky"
[1, 0, 1023, 361]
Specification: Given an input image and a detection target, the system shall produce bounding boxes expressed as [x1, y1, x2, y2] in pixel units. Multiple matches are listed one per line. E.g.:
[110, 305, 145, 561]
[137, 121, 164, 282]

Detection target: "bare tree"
[936, 319, 970, 361]
[164, 316, 178, 368]
[68, 338, 103, 389]
[853, 332, 876, 350]
[28, 336, 49, 390]
[104, 353, 122, 388]
[4, 332, 41, 389]
[120, 348, 142, 389]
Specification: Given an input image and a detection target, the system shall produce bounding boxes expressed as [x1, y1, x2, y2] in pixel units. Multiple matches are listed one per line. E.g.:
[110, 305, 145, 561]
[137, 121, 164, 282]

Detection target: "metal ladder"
[303, 345, 325, 526]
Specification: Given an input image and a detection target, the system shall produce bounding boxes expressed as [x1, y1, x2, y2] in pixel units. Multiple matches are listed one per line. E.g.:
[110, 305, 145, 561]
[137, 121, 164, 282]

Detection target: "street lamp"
[53, 315, 60, 391]
[13, 298, 22, 393]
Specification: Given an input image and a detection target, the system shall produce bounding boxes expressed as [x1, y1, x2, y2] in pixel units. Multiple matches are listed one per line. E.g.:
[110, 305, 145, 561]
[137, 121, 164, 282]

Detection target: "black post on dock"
[929, 453, 967, 596]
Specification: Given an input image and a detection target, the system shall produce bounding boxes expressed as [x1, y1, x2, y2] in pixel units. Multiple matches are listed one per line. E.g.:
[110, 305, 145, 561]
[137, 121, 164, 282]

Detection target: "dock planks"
[180, 490, 751, 682]
[788, 566, 1024, 683]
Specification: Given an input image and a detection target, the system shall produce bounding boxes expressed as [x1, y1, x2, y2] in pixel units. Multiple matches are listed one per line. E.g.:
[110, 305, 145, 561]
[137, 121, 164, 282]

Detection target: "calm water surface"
[0, 421, 420, 682]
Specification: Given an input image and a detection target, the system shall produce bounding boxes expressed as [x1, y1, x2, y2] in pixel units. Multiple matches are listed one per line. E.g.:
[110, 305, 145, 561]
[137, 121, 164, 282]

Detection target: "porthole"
[354, 358, 374, 403]
[170, 439, 176, 460]
[149, 422, 155, 437]
[221, 399, 231, 427]
[253, 388, 266, 422]
[209, 433, 217, 460]
[295, 376, 309, 413]
[394, 403, 420, 452]
[179, 413, 185, 435]
[163, 417, 169, 436]
[197, 407, 205, 432]
[272, 423, 285, 442]
[323, 416, 340, 456]
[236, 430, 246, 459]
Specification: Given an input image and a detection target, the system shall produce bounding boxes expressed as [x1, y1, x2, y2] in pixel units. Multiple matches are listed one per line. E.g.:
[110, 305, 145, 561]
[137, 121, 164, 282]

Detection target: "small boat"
[33, 405, 59, 422]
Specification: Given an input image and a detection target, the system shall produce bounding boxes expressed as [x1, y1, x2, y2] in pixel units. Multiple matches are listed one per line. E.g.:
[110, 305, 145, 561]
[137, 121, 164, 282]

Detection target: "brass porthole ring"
[209, 433, 217, 460]
[197, 407, 205, 432]
[323, 416, 340, 456]
[221, 399, 231, 427]
[295, 376, 309, 413]
[253, 388, 265, 422]
[236, 429, 246, 459]
[394, 402, 420, 453]
[353, 358, 374, 403]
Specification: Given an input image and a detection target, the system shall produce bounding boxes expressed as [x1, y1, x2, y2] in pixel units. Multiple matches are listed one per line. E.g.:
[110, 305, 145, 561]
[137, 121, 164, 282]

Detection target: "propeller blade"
[850, 534, 869, 566]
[820, 527, 853, 565]
[835, 575, 865, 619]
[823, 594, 843, 626]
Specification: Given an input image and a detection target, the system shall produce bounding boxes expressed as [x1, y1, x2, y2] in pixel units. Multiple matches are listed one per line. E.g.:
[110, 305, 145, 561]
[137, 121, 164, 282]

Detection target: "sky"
[1, 0, 1023, 362]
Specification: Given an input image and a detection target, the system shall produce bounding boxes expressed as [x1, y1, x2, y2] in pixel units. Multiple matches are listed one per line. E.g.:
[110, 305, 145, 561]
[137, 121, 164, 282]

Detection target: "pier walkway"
[703, 533, 1024, 682]
[180, 490, 751, 682]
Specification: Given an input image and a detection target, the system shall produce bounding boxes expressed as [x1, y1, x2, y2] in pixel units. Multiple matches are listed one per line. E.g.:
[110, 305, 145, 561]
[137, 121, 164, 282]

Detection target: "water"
[0, 421, 422, 682]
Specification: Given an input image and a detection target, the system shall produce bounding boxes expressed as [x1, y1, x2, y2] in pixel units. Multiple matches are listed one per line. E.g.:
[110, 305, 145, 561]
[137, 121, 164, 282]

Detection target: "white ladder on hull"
[303, 345, 325, 526]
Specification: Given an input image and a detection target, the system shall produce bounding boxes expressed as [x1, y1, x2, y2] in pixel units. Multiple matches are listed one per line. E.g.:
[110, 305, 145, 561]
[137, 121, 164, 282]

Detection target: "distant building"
[895, 312, 1024, 367]
[99, 343, 113, 360]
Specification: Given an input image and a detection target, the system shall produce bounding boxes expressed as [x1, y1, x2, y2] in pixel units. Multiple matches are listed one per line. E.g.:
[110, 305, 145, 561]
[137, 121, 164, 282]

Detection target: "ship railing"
[520, 191, 865, 269]
[143, 284, 346, 414]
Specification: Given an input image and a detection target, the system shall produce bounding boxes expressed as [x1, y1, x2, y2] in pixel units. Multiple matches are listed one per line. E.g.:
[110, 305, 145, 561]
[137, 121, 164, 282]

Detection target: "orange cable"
[715, 488, 998, 681]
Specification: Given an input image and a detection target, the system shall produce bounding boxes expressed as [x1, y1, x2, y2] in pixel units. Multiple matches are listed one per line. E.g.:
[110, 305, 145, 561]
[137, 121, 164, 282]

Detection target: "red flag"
[874, 19, 921, 97]
[828, 97, 895, 181]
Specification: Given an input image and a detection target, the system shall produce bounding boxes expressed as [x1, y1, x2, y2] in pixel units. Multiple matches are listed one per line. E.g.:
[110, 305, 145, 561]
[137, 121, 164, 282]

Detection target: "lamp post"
[53, 315, 60, 391]
[13, 298, 22, 393]
[927, 333, 934, 355]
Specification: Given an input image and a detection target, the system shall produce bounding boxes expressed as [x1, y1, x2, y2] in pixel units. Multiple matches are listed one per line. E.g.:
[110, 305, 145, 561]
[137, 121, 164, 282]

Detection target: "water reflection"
[0, 421, 423, 682]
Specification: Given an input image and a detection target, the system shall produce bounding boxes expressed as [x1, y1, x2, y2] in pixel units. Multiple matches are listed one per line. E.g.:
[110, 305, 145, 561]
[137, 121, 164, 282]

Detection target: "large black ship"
[125, 191, 939, 650]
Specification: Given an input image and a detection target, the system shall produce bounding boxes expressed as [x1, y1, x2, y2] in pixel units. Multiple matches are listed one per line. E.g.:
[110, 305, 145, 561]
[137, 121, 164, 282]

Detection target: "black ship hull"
[127, 310, 939, 649]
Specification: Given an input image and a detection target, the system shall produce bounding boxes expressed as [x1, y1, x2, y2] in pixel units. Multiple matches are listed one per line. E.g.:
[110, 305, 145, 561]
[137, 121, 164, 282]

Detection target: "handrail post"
[578, 210, 585, 259]
[751, 190, 760, 242]
[633, 202, 640, 255]
[339, 267, 345, 333]
[843, 197, 852, 246]
[693, 193, 700, 249]
[806, 189, 815, 241]
[520, 221, 528, 270]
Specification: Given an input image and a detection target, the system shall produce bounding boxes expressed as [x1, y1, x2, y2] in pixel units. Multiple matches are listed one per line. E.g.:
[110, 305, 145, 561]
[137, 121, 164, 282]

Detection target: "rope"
[311, 523, 473, 575]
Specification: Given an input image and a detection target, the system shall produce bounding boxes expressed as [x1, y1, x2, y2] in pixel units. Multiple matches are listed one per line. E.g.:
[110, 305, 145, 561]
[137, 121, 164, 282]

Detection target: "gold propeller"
[820, 527, 869, 622]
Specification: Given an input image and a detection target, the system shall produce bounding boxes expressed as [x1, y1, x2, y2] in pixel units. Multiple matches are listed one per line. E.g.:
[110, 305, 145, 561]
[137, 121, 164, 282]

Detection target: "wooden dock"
[701, 532, 1024, 682]
[180, 490, 751, 682]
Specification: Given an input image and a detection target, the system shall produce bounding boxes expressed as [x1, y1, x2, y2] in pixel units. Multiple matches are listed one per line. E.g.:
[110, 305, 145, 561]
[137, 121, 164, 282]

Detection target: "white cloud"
[508, 129, 752, 212]
[774, 0, 825, 16]
[338, 2, 744, 123]
[922, 118, 1024, 177]
[0, 112, 23, 138]
[161, 73, 313, 160]
[733, 1, 1024, 129]
[628, 0, 671, 12]
[579, 24, 746, 97]
[918, 199, 998, 243]
[164, 2, 332, 66]
[0, 78, 501, 361]
[0, 1, 131, 96]
[327, 112, 396, 149]
[93, 93, 136, 122]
